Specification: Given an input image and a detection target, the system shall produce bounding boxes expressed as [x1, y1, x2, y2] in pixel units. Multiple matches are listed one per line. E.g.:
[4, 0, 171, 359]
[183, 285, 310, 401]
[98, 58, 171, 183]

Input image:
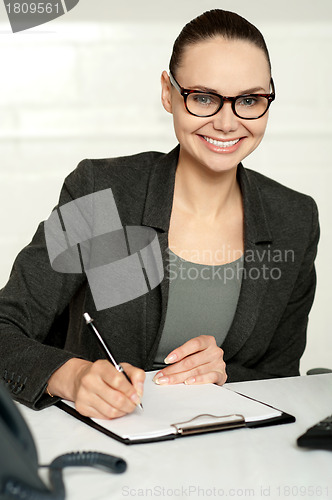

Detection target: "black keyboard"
[297, 415, 332, 450]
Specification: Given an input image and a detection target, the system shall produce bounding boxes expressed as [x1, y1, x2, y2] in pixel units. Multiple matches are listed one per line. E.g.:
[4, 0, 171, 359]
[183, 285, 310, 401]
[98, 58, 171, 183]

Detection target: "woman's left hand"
[152, 335, 227, 386]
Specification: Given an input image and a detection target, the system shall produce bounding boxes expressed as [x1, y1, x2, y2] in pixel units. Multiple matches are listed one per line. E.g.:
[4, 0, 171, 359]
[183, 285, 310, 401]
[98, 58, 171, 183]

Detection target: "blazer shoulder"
[244, 167, 319, 243]
[78, 150, 165, 179]
[245, 167, 317, 211]
[63, 150, 166, 196]
[84, 150, 164, 170]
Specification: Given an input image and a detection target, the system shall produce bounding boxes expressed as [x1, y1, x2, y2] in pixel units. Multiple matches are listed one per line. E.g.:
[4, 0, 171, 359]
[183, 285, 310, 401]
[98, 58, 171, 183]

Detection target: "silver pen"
[83, 312, 143, 410]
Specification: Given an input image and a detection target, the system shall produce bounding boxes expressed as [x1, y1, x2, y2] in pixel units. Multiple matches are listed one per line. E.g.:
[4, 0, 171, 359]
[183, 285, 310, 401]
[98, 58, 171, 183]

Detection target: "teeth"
[204, 136, 240, 147]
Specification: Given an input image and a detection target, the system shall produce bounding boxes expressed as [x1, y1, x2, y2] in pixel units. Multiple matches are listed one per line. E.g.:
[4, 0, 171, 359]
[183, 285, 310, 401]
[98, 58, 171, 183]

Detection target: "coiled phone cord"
[4, 451, 127, 500]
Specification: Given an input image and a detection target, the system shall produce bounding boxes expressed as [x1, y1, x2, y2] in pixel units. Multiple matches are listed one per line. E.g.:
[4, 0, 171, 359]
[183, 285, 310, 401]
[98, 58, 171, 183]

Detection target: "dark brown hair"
[169, 9, 271, 76]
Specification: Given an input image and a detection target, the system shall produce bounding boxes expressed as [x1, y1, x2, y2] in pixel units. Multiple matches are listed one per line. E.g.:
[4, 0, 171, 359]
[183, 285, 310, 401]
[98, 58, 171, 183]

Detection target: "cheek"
[247, 118, 268, 141]
[172, 108, 209, 136]
[172, 113, 191, 140]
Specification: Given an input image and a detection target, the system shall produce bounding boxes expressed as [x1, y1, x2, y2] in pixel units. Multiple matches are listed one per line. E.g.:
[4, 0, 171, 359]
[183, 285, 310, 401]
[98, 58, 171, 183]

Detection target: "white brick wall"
[0, 6, 331, 374]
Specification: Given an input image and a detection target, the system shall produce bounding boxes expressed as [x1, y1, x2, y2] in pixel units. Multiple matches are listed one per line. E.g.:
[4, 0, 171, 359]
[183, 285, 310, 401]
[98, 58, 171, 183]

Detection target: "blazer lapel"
[140, 146, 179, 366]
[222, 166, 273, 361]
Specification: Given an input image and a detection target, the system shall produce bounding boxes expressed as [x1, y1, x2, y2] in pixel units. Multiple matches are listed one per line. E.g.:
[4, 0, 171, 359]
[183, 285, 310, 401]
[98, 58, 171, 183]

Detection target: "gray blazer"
[0, 145, 319, 409]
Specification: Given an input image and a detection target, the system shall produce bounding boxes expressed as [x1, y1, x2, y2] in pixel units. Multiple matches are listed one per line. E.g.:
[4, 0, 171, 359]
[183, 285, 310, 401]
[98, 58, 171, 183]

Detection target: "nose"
[212, 101, 238, 133]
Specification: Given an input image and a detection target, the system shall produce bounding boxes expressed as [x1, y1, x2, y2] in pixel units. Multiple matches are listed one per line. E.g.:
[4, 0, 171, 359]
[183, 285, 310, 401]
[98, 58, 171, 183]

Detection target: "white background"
[0, 0, 331, 373]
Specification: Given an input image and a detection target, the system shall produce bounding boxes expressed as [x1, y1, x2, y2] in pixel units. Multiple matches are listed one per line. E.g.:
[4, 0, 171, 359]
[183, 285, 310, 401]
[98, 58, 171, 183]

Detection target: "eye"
[237, 96, 259, 107]
[191, 93, 218, 106]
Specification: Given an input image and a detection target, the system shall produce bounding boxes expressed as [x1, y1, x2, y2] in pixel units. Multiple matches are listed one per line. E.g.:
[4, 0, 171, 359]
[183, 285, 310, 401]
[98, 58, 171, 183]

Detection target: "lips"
[198, 134, 244, 154]
[203, 136, 240, 148]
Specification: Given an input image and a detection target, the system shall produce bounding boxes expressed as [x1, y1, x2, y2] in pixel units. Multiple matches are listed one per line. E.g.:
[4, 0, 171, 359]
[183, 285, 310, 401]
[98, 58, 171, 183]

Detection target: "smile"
[203, 136, 240, 148]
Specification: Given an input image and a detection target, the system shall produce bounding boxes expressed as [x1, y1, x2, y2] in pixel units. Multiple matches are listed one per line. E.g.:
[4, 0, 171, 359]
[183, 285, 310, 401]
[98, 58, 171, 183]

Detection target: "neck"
[174, 152, 241, 220]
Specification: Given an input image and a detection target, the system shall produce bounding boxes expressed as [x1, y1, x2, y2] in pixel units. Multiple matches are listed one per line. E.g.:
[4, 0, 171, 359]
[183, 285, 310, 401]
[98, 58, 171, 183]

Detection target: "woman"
[0, 9, 319, 420]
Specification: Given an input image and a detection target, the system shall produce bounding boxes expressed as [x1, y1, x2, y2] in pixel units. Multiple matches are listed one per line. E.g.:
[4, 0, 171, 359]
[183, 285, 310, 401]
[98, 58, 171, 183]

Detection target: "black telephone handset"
[0, 382, 48, 499]
[0, 383, 126, 500]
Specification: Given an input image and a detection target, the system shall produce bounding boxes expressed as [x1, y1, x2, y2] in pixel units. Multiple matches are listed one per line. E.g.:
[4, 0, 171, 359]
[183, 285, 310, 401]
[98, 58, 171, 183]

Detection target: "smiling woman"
[0, 9, 319, 420]
[162, 37, 272, 174]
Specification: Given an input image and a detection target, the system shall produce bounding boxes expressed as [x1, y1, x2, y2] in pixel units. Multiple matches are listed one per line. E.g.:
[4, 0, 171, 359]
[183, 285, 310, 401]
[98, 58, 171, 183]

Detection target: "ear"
[161, 70, 173, 114]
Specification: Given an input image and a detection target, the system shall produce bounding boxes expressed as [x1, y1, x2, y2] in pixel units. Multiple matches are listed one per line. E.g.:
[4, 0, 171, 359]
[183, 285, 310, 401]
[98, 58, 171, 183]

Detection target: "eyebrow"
[188, 85, 267, 95]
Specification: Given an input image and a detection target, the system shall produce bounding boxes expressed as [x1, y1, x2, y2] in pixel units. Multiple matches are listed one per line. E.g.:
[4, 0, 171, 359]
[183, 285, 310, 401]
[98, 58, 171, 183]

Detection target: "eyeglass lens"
[186, 93, 269, 119]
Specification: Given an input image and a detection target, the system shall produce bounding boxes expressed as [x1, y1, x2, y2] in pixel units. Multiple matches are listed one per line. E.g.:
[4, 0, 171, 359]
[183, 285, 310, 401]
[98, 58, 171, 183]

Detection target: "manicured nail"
[153, 372, 163, 382]
[131, 393, 141, 405]
[164, 353, 177, 364]
[155, 377, 169, 385]
[136, 382, 144, 398]
[184, 377, 196, 385]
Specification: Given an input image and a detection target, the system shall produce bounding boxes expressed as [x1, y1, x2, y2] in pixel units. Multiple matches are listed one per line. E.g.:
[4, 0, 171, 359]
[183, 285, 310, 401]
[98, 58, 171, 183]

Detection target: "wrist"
[47, 358, 92, 401]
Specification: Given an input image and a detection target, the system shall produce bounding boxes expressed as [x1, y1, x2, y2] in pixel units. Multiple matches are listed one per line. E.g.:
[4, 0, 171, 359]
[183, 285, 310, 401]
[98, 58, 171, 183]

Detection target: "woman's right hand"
[47, 358, 145, 419]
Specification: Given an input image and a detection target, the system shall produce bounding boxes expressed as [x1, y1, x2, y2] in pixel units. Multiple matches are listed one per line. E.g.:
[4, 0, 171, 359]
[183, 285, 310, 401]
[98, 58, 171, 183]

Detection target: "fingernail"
[131, 393, 141, 405]
[136, 382, 144, 398]
[164, 354, 177, 364]
[153, 372, 163, 382]
[155, 377, 169, 385]
[184, 377, 196, 385]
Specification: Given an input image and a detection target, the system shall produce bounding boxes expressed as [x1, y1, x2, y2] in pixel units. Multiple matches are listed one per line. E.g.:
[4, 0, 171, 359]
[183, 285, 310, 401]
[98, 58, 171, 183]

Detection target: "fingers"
[74, 360, 145, 419]
[154, 363, 227, 386]
[76, 391, 128, 420]
[121, 362, 145, 398]
[153, 335, 227, 387]
[184, 369, 227, 386]
[162, 339, 221, 374]
[163, 335, 212, 365]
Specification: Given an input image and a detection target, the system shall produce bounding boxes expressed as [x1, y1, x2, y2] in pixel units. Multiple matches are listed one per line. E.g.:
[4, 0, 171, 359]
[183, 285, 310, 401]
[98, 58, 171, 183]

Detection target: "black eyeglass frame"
[169, 71, 276, 120]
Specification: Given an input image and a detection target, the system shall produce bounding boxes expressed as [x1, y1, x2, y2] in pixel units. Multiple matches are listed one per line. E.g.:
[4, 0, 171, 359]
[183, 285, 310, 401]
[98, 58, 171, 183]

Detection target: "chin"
[197, 155, 240, 175]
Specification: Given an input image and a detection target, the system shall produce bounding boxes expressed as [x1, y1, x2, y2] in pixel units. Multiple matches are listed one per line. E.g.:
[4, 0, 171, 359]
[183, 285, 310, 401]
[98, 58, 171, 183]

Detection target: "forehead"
[178, 37, 270, 93]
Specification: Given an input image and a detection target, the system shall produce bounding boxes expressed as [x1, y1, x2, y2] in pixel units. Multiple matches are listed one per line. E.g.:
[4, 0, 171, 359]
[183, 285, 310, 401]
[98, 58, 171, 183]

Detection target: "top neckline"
[167, 248, 244, 268]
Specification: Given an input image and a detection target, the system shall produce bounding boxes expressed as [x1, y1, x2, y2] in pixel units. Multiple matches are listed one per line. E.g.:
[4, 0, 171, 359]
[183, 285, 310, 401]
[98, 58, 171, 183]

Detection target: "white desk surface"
[18, 374, 332, 500]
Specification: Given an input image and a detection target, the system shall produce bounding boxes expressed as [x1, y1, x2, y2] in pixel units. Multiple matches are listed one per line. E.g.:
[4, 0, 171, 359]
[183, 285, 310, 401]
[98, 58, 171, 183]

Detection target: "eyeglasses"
[169, 71, 275, 120]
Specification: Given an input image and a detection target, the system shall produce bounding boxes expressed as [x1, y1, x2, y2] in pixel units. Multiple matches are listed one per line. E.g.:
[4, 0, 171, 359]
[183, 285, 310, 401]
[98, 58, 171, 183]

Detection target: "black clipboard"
[56, 394, 295, 445]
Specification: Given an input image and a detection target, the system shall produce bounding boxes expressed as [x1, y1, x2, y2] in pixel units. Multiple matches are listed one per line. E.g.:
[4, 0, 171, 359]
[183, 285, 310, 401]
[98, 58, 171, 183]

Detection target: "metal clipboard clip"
[171, 414, 245, 436]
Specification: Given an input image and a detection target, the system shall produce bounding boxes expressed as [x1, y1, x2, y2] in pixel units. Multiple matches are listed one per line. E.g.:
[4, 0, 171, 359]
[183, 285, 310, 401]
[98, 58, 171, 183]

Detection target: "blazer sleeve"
[0, 160, 95, 409]
[226, 197, 320, 382]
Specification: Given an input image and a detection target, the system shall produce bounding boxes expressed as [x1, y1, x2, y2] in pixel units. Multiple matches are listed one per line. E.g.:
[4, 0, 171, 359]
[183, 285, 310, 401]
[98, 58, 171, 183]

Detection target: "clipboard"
[56, 372, 295, 445]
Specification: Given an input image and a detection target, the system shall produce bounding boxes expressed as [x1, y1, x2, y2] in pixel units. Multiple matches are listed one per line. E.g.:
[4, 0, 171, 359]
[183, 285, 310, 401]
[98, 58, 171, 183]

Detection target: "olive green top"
[153, 250, 244, 369]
